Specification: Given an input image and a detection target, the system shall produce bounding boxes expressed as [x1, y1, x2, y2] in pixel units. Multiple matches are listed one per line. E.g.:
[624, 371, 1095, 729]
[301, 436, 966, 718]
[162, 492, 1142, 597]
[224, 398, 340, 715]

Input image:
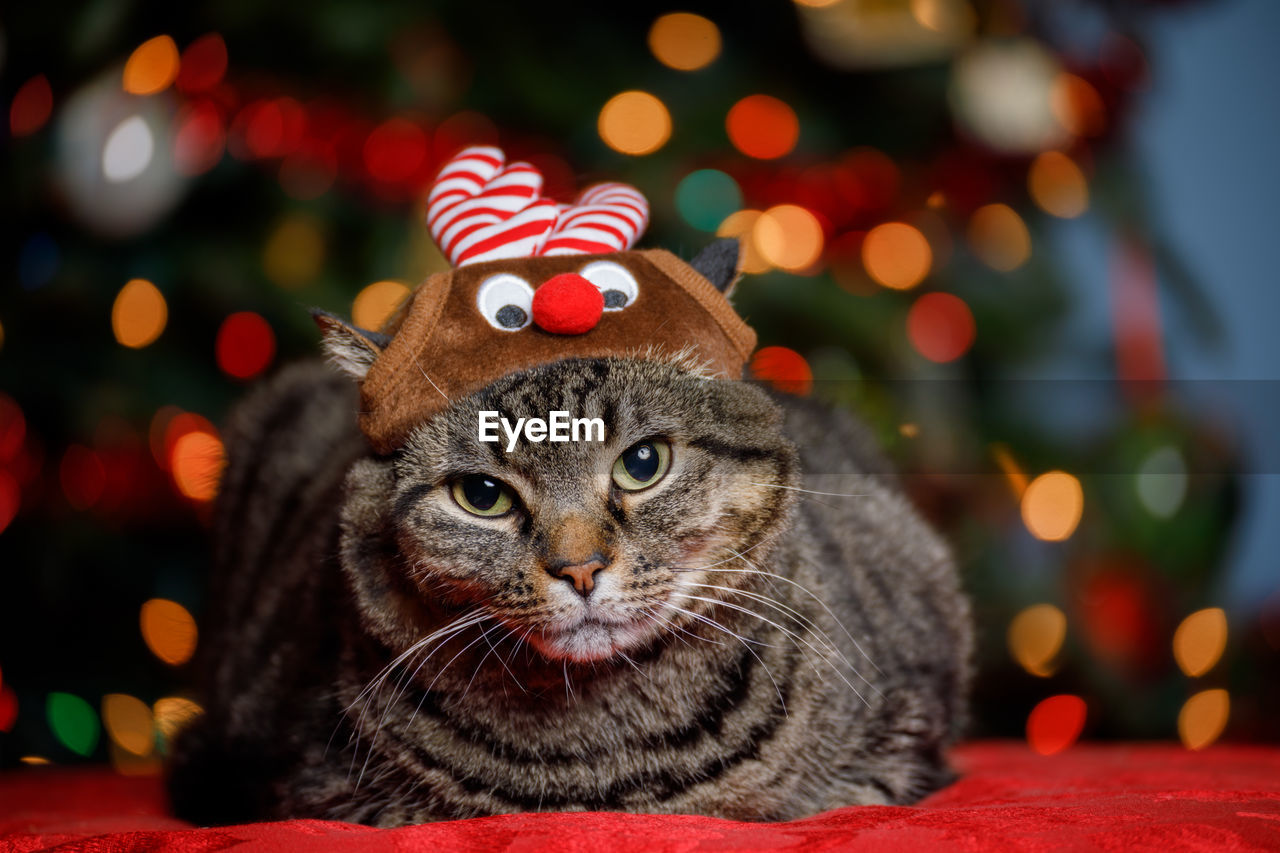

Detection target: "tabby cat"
[167, 253, 971, 827]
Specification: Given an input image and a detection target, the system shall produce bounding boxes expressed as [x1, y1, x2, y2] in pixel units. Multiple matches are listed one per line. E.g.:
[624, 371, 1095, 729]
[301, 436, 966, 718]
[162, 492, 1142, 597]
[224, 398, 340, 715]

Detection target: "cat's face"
[370, 357, 797, 663]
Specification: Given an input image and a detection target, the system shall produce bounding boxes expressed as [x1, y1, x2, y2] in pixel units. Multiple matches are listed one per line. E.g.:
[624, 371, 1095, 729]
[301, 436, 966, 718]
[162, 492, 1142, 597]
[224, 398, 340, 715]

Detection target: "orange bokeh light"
[717, 210, 771, 274]
[1179, 689, 1229, 750]
[123, 36, 180, 96]
[10, 75, 53, 137]
[170, 430, 225, 502]
[907, 292, 975, 363]
[1008, 604, 1068, 677]
[726, 95, 799, 160]
[112, 279, 168, 349]
[353, 281, 411, 332]
[1029, 151, 1088, 219]
[750, 346, 813, 396]
[598, 91, 672, 156]
[648, 12, 721, 71]
[863, 222, 932, 290]
[216, 312, 276, 381]
[1173, 608, 1228, 678]
[755, 205, 824, 271]
[102, 694, 154, 757]
[967, 204, 1031, 272]
[1027, 694, 1087, 755]
[140, 599, 198, 666]
[1021, 471, 1084, 542]
[1051, 73, 1107, 138]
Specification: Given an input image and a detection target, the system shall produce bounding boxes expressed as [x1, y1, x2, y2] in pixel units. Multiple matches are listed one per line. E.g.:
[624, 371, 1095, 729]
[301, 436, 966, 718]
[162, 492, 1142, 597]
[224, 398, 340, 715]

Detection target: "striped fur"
[168, 358, 971, 826]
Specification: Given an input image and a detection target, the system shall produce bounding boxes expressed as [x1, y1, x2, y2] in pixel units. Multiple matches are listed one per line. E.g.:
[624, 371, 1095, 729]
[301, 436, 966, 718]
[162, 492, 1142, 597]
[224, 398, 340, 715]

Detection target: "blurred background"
[2, 0, 1278, 775]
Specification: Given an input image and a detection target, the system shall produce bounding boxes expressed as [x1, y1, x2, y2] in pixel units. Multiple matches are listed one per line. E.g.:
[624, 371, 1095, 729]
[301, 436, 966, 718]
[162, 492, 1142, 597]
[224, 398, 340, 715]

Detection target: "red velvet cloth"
[2, 742, 1278, 851]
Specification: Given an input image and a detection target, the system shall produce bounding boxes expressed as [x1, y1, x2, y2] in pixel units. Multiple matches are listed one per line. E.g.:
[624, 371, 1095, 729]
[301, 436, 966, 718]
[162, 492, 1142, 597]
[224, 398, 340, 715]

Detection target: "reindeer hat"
[317, 145, 758, 454]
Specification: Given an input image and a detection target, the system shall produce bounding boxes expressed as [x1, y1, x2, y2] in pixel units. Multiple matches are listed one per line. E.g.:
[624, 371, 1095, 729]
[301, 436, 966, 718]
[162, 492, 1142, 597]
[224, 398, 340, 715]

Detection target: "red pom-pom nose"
[532, 273, 604, 335]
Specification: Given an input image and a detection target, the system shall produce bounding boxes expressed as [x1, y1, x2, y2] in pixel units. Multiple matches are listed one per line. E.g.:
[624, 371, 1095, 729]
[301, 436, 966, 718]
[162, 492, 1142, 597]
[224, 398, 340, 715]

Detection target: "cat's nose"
[531, 273, 604, 335]
[547, 555, 608, 598]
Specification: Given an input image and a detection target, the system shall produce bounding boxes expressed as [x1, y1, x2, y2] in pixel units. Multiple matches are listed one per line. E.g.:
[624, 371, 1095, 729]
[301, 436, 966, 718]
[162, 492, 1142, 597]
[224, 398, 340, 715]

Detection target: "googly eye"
[476, 274, 535, 331]
[578, 261, 638, 311]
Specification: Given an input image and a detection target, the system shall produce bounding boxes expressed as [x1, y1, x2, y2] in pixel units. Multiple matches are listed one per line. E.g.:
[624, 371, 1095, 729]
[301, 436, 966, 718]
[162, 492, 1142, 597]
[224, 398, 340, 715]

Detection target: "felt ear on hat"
[689, 237, 742, 296]
[311, 308, 389, 381]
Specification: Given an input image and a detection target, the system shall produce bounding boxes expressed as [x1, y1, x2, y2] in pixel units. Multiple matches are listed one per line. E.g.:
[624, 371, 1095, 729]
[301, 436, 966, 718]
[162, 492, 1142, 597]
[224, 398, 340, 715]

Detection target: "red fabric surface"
[2, 742, 1278, 852]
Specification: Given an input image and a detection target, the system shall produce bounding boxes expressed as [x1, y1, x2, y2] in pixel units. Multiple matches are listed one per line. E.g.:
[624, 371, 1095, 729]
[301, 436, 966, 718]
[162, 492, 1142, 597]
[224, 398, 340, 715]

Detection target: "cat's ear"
[689, 238, 742, 296]
[311, 308, 390, 381]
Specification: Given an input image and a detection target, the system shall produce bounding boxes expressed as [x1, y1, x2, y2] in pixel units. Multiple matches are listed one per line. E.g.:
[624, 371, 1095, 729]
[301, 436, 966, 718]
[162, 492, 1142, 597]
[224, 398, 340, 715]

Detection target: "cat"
[167, 249, 972, 827]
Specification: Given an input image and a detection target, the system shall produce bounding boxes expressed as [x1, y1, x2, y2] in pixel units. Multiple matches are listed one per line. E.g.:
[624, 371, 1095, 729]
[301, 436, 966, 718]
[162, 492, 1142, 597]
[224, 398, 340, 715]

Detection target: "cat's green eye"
[451, 475, 515, 517]
[611, 439, 671, 491]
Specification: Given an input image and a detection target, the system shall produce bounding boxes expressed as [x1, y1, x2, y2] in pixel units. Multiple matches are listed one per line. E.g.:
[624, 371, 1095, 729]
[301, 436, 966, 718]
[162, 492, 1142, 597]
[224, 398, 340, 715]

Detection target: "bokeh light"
[170, 430, 225, 502]
[648, 13, 721, 71]
[726, 95, 799, 160]
[363, 118, 428, 183]
[154, 697, 204, 744]
[102, 694, 155, 756]
[717, 210, 771, 274]
[0, 686, 17, 732]
[102, 116, 155, 183]
[47, 692, 100, 757]
[140, 598, 198, 666]
[1027, 694, 1086, 755]
[750, 346, 813, 395]
[280, 142, 338, 200]
[1051, 73, 1106, 138]
[1136, 445, 1188, 519]
[756, 204, 824, 271]
[675, 169, 743, 232]
[598, 91, 672, 156]
[967, 203, 1031, 271]
[1173, 608, 1228, 678]
[0, 470, 18, 534]
[353, 280, 411, 331]
[1021, 471, 1084, 542]
[60, 445, 106, 510]
[263, 214, 325, 289]
[173, 100, 227, 176]
[156, 410, 215, 471]
[11, 75, 53, 137]
[176, 34, 228, 94]
[19, 756, 50, 765]
[906, 292, 975, 363]
[112, 278, 168, 349]
[1029, 151, 1088, 218]
[216, 311, 276, 380]
[1008, 604, 1068, 677]
[863, 222, 932, 289]
[123, 35, 180, 95]
[1178, 689, 1229, 750]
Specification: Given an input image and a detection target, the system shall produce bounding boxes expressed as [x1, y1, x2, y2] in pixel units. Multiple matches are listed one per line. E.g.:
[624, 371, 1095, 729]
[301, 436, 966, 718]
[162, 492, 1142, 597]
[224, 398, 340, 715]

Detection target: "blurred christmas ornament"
[798, 0, 975, 69]
[55, 72, 187, 237]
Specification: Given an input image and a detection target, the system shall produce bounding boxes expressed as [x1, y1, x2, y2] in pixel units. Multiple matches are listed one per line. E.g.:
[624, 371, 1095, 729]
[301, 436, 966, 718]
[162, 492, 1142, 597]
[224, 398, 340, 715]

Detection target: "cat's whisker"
[748, 482, 870, 498]
[659, 602, 788, 716]
[670, 539, 769, 572]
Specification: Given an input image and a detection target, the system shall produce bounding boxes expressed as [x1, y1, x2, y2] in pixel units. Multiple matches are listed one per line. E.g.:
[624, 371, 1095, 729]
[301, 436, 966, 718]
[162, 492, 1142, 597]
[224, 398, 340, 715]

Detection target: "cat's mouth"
[534, 611, 655, 663]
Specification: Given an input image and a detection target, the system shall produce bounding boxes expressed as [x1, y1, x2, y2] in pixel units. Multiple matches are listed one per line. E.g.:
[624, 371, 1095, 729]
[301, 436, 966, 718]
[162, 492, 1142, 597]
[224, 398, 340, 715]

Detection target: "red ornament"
[532, 274, 604, 335]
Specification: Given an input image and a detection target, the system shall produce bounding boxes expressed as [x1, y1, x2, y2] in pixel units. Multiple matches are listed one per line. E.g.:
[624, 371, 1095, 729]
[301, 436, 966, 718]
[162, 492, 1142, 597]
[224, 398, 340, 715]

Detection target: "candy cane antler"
[425, 146, 649, 267]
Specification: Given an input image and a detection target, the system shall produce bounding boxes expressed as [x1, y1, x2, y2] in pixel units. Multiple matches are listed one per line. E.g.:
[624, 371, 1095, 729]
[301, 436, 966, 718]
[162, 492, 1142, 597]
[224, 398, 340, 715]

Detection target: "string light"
[1026, 694, 1086, 755]
[598, 91, 671, 156]
[1029, 151, 1088, 219]
[123, 36, 180, 95]
[102, 116, 155, 183]
[46, 692, 100, 757]
[216, 312, 276, 380]
[726, 95, 799, 159]
[153, 697, 204, 745]
[906, 292, 975, 363]
[1021, 471, 1084, 542]
[750, 347, 813, 395]
[102, 694, 155, 756]
[968, 203, 1031, 271]
[173, 100, 227, 176]
[675, 170, 742, 232]
[1173, 608, 1228, 678]
[112, 279, 168, 349]
[175, 34, 228, 94]
[10, 75, 53, 137]
[717, 210, 771, 274]
[363, 118, 428, 184]
[863, 222, 932, 289]
[353, 281, 411, 331]
[648, 13, 721, 71]
[1008, 604, 1067, 677]
[140, 599, 198, 666]
[1178, 689, 1229, 750]
[171, 430, 225, 502]
[755, 205, 824, 271]
[1051, 73, 1106, 138]
[263, 214, 325, 288]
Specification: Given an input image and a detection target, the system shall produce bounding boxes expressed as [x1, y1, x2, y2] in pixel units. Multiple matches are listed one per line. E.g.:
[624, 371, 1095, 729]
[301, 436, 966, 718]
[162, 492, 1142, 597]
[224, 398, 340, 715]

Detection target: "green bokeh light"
[675, 169, 743, 232]
[46, 692, 100, 757]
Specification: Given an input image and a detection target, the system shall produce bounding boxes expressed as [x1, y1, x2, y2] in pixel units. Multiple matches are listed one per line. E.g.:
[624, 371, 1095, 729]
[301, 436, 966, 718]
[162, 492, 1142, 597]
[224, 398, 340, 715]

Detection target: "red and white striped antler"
[425, 146, 649, 267]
